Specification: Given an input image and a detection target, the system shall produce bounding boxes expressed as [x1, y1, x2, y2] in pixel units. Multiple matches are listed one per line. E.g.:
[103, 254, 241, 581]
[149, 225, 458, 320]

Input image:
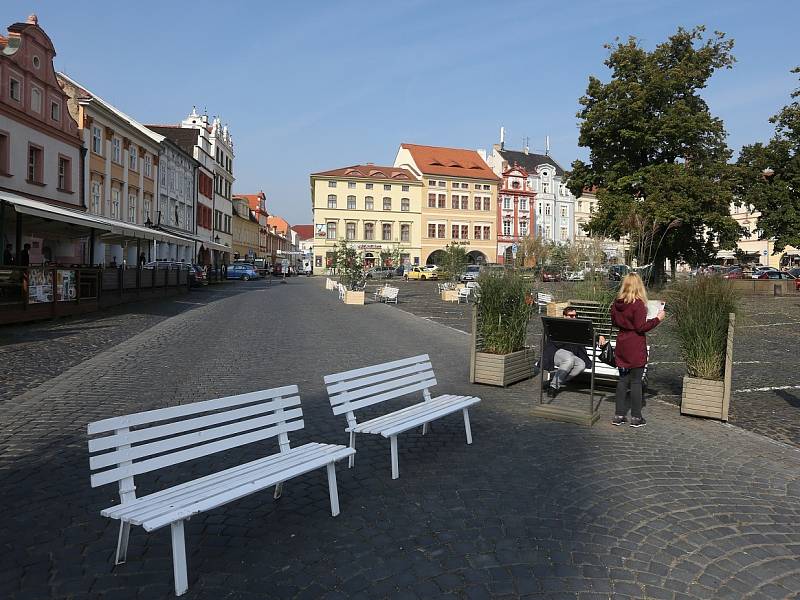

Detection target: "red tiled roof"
[291, 225, 313, 240]
[311, 164, 419, 181]
[400, 143, 499, 181]
[267, 215, 290, 235]
[233, 193, 266, 213]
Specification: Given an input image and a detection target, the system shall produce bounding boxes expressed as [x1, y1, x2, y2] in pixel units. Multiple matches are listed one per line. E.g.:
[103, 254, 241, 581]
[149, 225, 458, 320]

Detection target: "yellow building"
[728, 203, 800, 268]
[231, 197, 260, 260]
[394, 143, 500, 264]
[310, 164, 423, 270]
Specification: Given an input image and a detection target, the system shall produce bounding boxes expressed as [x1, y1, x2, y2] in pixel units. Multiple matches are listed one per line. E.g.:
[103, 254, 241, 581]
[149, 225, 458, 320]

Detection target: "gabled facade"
[310, 164, 423, 270]
[0, 15, 82, 209]
[231, 196, 259, 261]
[235, 192, 269, 261]
[487, 144, 575, 244]
[497, 163, 536, 263]
[394, 144, 499, 265]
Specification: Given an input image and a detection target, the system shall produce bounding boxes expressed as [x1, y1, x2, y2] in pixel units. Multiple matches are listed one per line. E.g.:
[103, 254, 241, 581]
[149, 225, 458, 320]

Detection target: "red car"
[541, 270, 562, 282]
[723, 267, 744, 279]
[757, 270, 798, 290]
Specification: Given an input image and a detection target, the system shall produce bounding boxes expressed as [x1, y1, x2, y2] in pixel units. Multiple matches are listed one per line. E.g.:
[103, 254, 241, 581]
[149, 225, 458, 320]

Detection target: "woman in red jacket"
[610, 273, 665, 428]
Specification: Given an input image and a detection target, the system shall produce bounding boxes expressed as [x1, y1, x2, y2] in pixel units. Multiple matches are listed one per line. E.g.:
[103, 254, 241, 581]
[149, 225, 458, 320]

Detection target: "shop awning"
[161, 228, 231, 253]
[1, 191, 191, 246]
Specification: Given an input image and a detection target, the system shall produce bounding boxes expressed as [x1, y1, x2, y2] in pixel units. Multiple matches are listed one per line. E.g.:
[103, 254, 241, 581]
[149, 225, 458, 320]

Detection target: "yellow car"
[405, 266, 438, 280]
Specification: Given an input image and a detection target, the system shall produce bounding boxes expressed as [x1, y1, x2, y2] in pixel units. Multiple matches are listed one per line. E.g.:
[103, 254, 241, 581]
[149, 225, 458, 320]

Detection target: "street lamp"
[144, 217, 153, 228]
[214, 235, 220, 244]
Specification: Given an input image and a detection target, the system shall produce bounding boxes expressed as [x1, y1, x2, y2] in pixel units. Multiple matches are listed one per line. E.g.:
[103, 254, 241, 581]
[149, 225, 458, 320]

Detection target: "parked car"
[365, 266, 394, 279]
[790, 268, 800, 291]
[608, 264, 630, 281]
[394, 265, 408, 277]
[565, 270, 585, 282]
[757, 270, 796, 281]
[405, 266, 438, 280]
[723, 266, 744, 279]
[460, 265, 482, 282]
[751, 266, 778, 279]
[541, 269, 561, 282]
[227, 264, 259, 281]
[188, 264, 208, 286]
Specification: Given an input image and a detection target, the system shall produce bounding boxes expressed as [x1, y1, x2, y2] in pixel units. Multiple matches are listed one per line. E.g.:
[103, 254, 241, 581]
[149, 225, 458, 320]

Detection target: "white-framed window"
[383, 184, 391, 191]
[346, 222, 356, 240]
[365, 183, 373, 190]
[474, 225, 482, 240]
[461, 195, 469, 210]
[143, 196, 151, 222]
[365, 196, 374, 210]
[542, 182, 549, 194]
[401, 198, 410, 212]
[451, 195, 459, 209]
[112, 138, 121, 163]
[483, 226, 491, 240]
[520, 221, 528, 236]
[58, 156, 71, 190]
[428, 193, 436, 208]
[400, 223, 410, 242]
[9, 77, 21, 102]
[128, 193, 137, 223]
[144, 154, 152, 178]
[545, 225, 551, 238]
[184, 202, 191, 231]
[91, 181, 101, 213]
[503, 197, 511, 210]
[326, 221, 337, 239]
[383, 197, 391, 210]
[503, 220, 511, 236]
[545, 204, 552, 216]
[50, 101, 61, 122]
[327, 194, 337, 209]
[30, 87, 42, 113]
[402, 185, 409, 192]
[520, 198, 527, 210]
[483, 197, 490, 211]
[347, 181, 356, 189]
[328, 180, 337, 188]
[474, 184, 481, 190]
[428, 179, 437, 186]
[560, 205, 568, 218]
[364, 222, 374, 240]
[382, 223, 392, 241]
[92, 126, 103, 155]
[560, 226, 569, 241]
[129, 146, 138, 171]
[111, 188, 121, 219]
[347, 195, 356, 210]
[438, 181, 446, 188]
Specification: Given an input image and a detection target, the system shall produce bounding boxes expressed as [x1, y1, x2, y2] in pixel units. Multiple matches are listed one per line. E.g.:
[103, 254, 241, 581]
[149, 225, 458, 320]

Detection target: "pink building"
[496, 163, 536, 264]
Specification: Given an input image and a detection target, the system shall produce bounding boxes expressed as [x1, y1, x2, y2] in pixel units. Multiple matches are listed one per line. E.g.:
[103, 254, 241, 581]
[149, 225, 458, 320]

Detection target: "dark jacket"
[610, 298, 660, 368]
[541, 340, 592, 372]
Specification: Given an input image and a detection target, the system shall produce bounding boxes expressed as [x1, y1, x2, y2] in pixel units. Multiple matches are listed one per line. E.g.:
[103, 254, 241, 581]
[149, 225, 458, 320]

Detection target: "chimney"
[500, 126, 505, 150]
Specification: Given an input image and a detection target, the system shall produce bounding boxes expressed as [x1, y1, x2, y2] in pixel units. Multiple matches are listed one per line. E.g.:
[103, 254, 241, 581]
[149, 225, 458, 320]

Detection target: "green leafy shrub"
[666, 277, 739, 380]
[475, 270, 534, 355]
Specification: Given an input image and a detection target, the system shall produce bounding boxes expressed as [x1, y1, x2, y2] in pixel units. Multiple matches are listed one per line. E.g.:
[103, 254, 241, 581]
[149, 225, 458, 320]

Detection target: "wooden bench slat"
[90, 408, 304, 470]
[330, 370, 437, 405]
[87, 385, 300, 434]
[326, 361, 433, 396]
[89, 397, 302, 453]
[90, 420, 305, 487]
[330, 378, 437, 415]
[323, 354, 430, 384]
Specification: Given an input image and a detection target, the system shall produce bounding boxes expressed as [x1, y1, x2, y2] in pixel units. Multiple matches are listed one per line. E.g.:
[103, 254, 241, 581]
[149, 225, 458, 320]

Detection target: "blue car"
[226, 264, 259, 281]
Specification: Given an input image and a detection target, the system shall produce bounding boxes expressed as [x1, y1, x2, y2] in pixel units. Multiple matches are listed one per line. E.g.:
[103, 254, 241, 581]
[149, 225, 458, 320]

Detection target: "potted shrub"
[334, 240, 365, 305]
[666, 277, 739, 420]
[471, 270, 536, 386]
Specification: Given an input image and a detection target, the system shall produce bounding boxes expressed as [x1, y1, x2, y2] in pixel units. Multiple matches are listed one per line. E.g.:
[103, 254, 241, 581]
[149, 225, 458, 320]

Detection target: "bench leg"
[170, 520, 189, 596]
[348, 432, 356, 469]
[421, 422, 429, 435]
[115, 521, 131, 565]
[390, 435, 399, 480]
[326, 463, 340, 516]
[463, 408, 473, 445]
[273, 482, 283, 500]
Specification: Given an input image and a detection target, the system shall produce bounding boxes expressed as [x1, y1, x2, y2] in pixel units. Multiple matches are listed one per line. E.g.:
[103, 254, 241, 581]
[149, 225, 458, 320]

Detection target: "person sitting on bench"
[541, 306, 606, 398]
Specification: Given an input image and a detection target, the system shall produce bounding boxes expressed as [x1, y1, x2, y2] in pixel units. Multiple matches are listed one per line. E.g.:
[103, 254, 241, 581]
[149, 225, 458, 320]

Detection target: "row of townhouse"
[309, 137, 597, 269]
[0, 15, 297, 278]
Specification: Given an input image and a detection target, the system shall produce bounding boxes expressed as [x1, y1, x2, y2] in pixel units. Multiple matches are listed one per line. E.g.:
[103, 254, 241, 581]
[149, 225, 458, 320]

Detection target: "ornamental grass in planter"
[666, 277, 739, 420]
[471, 270, 535, 386]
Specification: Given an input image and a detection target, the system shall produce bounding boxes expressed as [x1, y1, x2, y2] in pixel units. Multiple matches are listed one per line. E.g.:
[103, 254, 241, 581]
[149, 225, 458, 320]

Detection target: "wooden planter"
[680, 313, 735, 421]
[472, 348, 536, 386]
[546, 301, 569, 317]
[441, 289, 459, 302]
[343, 290, 365, 305]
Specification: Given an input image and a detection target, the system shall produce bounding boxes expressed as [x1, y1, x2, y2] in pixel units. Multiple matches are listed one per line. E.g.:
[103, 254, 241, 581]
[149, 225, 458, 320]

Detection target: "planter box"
[473, 348, 536, 387]
[546, 301, 569, 317]
[681, 376, 726, 419]
[343, 290, 365, 305]
[441, 289, 459, 302]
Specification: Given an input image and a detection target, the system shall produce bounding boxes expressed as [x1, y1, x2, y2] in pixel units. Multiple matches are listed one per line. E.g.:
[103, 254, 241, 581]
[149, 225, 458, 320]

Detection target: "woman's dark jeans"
[616, 367, 645, 418]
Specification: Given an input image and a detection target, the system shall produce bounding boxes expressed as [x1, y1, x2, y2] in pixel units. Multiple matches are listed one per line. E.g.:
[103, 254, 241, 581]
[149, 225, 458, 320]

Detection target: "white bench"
[537, 292, 552, 313]
[382, 286, 399, 304]
[457, 287, 471, 303]
[338, 283, 346, 301]
[324, 354, 480, 479]
[87, 385, 354, 596]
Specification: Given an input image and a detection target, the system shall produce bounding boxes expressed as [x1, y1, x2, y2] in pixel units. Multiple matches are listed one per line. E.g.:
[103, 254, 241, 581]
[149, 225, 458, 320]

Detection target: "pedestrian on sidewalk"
[610, 273, 665, 428]
[3, 243, 13, 265]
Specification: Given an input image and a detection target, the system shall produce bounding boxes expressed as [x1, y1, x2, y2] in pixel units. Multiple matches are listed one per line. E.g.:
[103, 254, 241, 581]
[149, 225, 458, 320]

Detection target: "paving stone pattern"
[1, 277, 799, 599]
[385, 279, 800, 448]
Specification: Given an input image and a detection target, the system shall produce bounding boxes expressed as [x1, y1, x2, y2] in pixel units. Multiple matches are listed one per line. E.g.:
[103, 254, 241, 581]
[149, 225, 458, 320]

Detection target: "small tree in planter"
[471, 270, 536, 386]
[440, 242, 468, 282]
[333, 240, 366, 303]
[666, 276, 740, 420]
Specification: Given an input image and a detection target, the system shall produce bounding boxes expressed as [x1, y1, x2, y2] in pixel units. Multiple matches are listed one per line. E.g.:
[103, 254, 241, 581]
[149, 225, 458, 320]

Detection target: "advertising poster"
[56, 270, 77, 302]
[315, 223, 327, 238]
[28, 268, 53, 304]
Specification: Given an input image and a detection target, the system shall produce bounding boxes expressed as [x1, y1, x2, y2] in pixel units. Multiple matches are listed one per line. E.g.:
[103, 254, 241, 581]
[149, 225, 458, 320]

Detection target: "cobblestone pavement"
[0, 281, 257, 403]
[2, 277, 799, 599]
[383, 279, 800, 448]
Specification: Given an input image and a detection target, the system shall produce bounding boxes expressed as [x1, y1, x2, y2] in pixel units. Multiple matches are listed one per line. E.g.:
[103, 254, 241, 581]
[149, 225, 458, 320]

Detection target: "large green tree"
[733, 68, 800, 253]
[568, 26, 742, 280]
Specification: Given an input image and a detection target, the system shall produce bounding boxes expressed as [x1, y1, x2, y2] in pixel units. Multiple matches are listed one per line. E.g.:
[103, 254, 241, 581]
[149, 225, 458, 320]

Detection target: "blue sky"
[16, 0, 800, 225]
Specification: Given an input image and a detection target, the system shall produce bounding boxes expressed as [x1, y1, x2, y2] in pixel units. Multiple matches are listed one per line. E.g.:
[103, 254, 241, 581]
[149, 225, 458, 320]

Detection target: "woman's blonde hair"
[617, 272, 648, 304]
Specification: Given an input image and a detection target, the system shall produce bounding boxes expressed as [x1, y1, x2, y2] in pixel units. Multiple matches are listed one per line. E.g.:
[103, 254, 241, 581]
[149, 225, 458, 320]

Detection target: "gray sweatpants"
[551, 349, 586, 388]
